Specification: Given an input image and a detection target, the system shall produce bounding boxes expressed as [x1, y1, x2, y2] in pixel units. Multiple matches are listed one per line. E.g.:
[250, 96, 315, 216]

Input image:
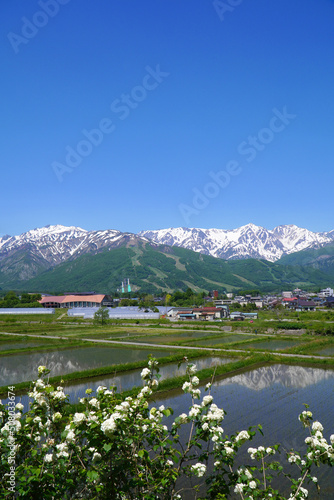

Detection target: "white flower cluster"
[190, 462, 206, 477]
[235, 430, 250, 444]
[248, 446, 276, 460]
[303, 419, 334, 463]
[101, 416, 117, 436]
[141, 367, 151, 380]
[288, 486, 309, 499]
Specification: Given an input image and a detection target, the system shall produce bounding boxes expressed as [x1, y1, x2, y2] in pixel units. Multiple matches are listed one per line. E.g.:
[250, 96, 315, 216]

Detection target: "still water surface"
[0, 346, 176, 386]
[156, 364, 334, 499]
[3, 355, 334, 498]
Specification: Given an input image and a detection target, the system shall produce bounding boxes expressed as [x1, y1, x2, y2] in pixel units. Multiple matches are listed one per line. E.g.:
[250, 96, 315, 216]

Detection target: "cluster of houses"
[214, 288, 334, 312]
[34, 286, 334, 321]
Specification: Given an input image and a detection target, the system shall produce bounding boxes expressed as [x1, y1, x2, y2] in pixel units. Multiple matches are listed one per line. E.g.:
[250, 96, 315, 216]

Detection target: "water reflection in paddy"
[3, 362, 334, 498]
[156, 364, 334, 499]
[187, 334, 256, 346]
[0, 346, 176, 386]
[64, 356, 234, 403]
[0, 342, 49, 351]
[313, 345, 334, 356]
[244, 339, 300, 350]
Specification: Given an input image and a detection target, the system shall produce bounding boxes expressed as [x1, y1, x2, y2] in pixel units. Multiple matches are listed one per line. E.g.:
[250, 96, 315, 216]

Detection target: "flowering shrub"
[0, 359, 333, 499]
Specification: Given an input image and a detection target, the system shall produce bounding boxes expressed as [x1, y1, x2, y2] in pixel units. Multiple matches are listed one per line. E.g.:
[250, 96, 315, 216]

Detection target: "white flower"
[66, 429, 75, 442]
[248, 447, 257, 459]
[141, 368, 151, 379]
[166, 460, 173, 466]
[300, 487, 308, 498]
[249, 480, 257, 489]
[312, 476, 318, 483]
[72, 412, 86, 425]
[234, 483, 245, 493]
[101, 417, 117, 436]
[190, 462, 206, 477]
[188, 364, 197, 374]
[177, 413, 188, 424]
[312, 421, 323, 433]
[189, 405, 201, 418]
[52, 390, 66, 401]
[56, 443, 68, 452]
[38, 365, 47, 375]
[191, 389, 201, 399]
[191, 376, 199, 386]
[52, 412, 62, 422]
[89, 398, 100, 409]
[15, 403, 24, 411]
[182, 381, 192, 392]
[288, 454, 298, 463]
[92, 452, 101, 462]
[35, 379, 46, 389]
[202, 395, 213, 406]
[44, 453, 53, 462]
[330, 435, 334, 444]
[235, 430, 250, 443]
[96, 386, 107, 393]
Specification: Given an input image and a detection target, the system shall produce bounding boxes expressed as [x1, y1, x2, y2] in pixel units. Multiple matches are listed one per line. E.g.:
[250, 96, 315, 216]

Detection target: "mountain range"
[139, 224, 334, 262]
[0, 223, 333, 293]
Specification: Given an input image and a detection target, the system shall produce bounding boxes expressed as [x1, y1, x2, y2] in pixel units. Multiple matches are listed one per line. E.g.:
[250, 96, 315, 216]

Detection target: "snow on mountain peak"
[1, 223, 334, 267]
[139, 224, 334, 262]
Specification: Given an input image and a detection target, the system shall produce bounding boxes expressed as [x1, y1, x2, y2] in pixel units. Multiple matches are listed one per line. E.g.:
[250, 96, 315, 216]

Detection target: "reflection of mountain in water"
[0, 352, 83, 386]
[216, 365, 334, 391]
[0, 347, 176, 386]
[65, 357, 231, 403]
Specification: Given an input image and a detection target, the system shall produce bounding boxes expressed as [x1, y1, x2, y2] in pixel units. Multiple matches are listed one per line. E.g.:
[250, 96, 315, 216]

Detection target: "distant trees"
[169, 288, 207, 307]
[0, 291, 42, 308]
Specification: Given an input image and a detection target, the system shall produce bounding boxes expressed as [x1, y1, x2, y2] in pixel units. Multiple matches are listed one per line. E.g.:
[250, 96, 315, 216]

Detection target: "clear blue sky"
[1, 0, 334, 236]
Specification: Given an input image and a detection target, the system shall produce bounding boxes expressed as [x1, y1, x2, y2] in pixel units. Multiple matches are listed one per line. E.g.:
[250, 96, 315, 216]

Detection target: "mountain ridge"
[138, 223, 334, 262]
[1, 223, 334, 292]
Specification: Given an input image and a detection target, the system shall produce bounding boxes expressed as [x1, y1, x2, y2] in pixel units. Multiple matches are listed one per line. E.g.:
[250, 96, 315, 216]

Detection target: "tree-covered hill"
[9, 240, 331, 294]
[278, 243, 334, 279]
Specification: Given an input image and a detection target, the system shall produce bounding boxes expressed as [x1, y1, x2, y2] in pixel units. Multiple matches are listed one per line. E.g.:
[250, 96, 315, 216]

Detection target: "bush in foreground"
[0, 360, 333, 499]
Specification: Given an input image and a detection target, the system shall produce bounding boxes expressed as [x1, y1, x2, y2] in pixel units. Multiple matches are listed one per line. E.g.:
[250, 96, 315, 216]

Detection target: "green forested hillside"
[11, 241, 331, 294]
[278, 243, 334, 278]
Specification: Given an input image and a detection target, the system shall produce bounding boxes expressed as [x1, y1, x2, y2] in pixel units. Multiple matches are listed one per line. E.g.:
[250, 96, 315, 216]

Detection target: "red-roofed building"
[39, 294, 112, 308]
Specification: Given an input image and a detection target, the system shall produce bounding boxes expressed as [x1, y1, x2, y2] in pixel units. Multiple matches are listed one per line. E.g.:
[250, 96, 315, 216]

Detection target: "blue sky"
[1, 0, 334, 236]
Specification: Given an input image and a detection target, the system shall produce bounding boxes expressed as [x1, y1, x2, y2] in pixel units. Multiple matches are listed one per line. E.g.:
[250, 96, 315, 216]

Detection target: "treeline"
[0, 291, 42, 308]
[119, 289, 211, 308]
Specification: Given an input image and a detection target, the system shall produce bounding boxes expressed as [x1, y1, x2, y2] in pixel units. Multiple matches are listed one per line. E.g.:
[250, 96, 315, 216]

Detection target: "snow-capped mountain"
[139, 223, 334, 262]
[0, 224, 140, 267]
[215, 364, 334, 391]
[1, 223, 334, 285]
[0, 225, 145, 283]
